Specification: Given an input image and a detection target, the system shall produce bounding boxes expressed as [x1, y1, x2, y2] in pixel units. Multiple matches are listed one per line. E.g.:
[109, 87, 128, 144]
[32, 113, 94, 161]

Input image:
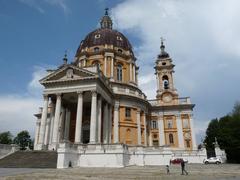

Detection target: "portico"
[34, 65, 118, 150]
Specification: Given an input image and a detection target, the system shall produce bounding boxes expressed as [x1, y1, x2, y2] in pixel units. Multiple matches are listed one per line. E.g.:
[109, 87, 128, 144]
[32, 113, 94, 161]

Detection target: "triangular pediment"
[40, 64, 96, 84]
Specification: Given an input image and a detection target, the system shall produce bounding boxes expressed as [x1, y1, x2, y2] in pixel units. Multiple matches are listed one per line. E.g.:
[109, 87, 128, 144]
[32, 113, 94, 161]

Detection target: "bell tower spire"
[100, 8, 113, 29]
[155, 39, 178, 101]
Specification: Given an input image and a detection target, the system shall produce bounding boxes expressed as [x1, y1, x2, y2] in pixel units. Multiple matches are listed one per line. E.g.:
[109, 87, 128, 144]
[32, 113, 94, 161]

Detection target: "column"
[75, 92, 83, 143]
[44, 118, 51, 146]
[113, 101, 119, 143]
[158, 115, 165, 146]
[190, 114, 197, 149]
[34, 120, 40, 149]
[49, 101, 55, 145]
[103, 103, 109, 143]
[129, 63, 132, 81]
[104, 56, 107, 75]
[143, 112, 147, 146]
[64, 109, 71, 141]
[176, 113, 184, 148]
[97, 96, 102, 143]
[111, 57, 114, 79]
[59, 107, 66, 142]
[133, 65, 136, 82]
[90, 91, 97, 143]
[52, 94, 62, 147]
[38, 95, 49, 148]
[137, 110, 141, 145]
[108, 105, 112, 143]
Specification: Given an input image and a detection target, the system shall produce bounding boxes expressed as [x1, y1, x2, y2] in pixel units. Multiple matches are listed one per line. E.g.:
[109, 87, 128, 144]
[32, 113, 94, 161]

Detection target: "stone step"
[0, 151, 57, 168]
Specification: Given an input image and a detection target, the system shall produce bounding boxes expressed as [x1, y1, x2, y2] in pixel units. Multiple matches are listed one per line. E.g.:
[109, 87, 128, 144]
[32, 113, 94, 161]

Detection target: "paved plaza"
[1, 164, 240, 180]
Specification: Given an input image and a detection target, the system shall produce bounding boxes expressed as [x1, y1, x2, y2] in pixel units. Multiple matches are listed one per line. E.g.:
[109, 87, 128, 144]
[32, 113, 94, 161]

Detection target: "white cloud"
[28, 66, 47, 97]
[112, 0, 240, 143]
[0, 67, 47, 137]
[18, 0, 70, 15]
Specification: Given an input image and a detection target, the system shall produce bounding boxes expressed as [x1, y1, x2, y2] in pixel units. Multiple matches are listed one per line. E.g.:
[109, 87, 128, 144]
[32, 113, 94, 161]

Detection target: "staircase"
[0, 151, 57, 168]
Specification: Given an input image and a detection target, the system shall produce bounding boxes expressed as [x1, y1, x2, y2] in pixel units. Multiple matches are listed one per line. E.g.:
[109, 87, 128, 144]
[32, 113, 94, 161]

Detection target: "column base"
[48, 143, 58, 151]
[34, 144, 47, 150]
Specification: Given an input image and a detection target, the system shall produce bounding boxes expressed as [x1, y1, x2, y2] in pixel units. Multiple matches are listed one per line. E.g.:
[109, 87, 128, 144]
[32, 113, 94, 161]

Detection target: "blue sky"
[0, 0, 240, 144]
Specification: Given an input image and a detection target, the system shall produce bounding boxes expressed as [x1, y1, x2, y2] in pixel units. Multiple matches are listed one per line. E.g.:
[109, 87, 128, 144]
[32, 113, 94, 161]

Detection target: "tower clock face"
[162, 93, 173, 103]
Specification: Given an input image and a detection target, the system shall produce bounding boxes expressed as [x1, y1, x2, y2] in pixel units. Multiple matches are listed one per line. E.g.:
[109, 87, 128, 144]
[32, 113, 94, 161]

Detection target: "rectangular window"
[167, 120, 173, 129]
[152, 121, 157, 129]
[125, 107, 131, 118]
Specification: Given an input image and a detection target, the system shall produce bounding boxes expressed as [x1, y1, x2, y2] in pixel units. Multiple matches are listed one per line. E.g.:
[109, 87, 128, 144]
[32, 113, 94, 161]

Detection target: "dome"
[75, 8, 133, 57]
[75, 28, 133, 56]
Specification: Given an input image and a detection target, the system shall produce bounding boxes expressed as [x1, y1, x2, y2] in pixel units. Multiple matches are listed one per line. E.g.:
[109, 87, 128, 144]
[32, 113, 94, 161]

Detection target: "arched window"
[169, 133, 174, 144]
[162, 75, 169, 89]
[118, 49, 123, 53]
[117, 64, 123, 81]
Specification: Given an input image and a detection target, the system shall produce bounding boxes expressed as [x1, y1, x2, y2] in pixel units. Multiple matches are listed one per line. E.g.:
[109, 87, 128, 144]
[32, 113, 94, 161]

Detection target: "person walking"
[180, 159, 188, 175]
[166, 165, 170, 174]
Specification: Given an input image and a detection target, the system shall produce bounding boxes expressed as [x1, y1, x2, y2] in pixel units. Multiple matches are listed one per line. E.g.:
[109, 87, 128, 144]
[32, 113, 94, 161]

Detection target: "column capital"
[91, 90, 97, 97]
[175, 113, 181, 118]
[158, 115, 164, 120]
[56, 93, 62, 98]
[77, 91, 83, 95]
[114, 101, 120, 109]
[43, 94, 49, 100]
[136, 108, 141, 114]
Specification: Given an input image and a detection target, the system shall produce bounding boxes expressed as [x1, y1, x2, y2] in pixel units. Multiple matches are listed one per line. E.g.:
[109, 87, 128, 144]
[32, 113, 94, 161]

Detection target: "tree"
[0, 131, 13, 144]
[204, 102, 240, 163]
[204, 118, 219, 150]
[14, 130, 32, 150]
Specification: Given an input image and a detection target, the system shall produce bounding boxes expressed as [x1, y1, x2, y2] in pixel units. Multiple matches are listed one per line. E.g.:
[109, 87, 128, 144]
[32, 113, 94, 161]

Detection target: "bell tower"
[155, 39, 178, 102]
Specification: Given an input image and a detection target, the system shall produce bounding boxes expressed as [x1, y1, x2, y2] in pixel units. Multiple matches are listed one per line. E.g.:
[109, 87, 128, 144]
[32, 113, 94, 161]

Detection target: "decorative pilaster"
[108, 105, 112, 143]
[133, 65, 136, 82]
[111, 57, 114, 79]
[103, 103, 109, 143]
[129, 63, 132, 81]
[52, 94, 62, 148]
[137, 110, 141, 145]
[38, 94, 49, 149]
[148, 122, 153, 146]
[176, 113, 184, 148]
[104, 56, 107, 76]
[113, 101, 119, 143]
[189, 114, 197, 150]
[97, 96, 102, 143]
[90, 91, 97, 143]
[143, 112, 147, 146]
[158, 115, 165, 146]
[75, 91, 83, 143]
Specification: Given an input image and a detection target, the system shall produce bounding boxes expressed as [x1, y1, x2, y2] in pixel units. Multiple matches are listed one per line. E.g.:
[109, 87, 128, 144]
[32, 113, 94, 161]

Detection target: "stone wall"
[57, 143, 208, 168]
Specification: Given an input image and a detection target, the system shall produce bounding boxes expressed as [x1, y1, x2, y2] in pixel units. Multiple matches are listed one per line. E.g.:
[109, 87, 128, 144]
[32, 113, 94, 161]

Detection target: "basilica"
[34, 9, 206, 168]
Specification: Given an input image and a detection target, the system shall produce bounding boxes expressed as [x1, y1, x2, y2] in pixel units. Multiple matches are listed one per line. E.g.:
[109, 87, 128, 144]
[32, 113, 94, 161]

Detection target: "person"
[166, 165, 170, 174]
[180, 159, 188, 175]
